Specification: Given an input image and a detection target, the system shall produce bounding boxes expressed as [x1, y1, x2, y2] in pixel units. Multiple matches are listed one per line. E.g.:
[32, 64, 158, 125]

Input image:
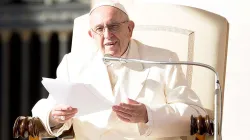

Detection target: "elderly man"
[32, 1, 204, 140]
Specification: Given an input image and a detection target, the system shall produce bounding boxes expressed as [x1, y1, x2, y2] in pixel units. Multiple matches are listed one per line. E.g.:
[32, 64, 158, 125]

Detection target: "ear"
[88, 30, 93, 38]
[128, 20, 135, 37]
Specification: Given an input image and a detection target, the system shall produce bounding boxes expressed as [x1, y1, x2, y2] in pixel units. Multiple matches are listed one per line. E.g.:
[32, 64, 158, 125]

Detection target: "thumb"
[128, 98, 139, 104]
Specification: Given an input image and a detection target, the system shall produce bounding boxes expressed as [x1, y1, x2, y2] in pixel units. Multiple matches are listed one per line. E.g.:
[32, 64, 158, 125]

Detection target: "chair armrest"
[13, 116, 74, 139]
[190, 115, 214, 140]
[13, 115, 211, 139]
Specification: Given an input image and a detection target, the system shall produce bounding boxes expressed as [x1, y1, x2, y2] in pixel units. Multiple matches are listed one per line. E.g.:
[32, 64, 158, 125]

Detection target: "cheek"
[118, 33, 129, 45]
[94, 37, 104, 47]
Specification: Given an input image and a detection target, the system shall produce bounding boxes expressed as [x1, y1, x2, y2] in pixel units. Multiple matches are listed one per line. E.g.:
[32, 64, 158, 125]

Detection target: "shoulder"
[56, 50, 97, 79]
[132, 39, 179, 62]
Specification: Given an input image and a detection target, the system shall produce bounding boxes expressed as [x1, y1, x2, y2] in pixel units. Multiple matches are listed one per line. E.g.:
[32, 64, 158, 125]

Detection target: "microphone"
[103, 54, 222, 140]
[103, 54, 220, 78]
[103, 54, 127, 65]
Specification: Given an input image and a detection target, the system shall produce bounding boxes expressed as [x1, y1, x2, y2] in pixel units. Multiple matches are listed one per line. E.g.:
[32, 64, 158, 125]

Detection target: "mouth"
[104, 41, 117, 47]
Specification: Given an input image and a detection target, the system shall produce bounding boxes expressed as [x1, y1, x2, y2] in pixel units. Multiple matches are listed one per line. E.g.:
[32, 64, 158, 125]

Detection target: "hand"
[112, 99, 148, 123]
[49, 104, 78, 127]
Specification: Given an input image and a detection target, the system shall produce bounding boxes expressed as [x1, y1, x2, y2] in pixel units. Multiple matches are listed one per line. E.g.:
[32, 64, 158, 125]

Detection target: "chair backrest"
[70, 2, 229, 139]
[71, 1, 228, 113]
[127, 3, 229, 114]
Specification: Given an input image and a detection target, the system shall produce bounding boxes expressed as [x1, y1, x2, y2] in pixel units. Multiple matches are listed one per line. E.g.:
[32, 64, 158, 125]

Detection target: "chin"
[105, 50, 120, 56]
[109, 53, 119, 57]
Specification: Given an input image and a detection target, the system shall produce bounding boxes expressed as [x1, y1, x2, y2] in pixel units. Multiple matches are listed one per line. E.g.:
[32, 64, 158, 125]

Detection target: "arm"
[139, 53, 206, 138]
[31, 54, 73, 137]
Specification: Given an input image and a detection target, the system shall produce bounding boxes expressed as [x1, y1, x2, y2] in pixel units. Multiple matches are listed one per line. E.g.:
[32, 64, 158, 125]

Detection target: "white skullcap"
[89, 1, 128, 16]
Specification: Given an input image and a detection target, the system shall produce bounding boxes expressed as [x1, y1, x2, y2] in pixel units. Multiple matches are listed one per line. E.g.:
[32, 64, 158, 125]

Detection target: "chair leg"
[29, 136, 40, 140]
[195, 134, 206, 140]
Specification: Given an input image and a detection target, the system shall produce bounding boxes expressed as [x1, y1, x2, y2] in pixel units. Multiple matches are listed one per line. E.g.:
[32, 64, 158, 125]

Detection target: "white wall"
[139, 0, 250, 139]
[222, 23, 250, 140]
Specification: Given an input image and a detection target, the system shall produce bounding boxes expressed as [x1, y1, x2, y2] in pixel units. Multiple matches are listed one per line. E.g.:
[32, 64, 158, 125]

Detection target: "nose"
[103, 28, 113, 39]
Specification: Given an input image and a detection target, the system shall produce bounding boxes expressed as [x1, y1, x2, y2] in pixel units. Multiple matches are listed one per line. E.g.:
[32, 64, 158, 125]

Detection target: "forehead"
[89, 6, 124, 26]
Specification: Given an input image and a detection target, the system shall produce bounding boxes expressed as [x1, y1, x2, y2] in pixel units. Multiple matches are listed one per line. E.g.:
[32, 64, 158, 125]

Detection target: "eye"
[95, 27, 104, 32]
[109, 24, 120, 31]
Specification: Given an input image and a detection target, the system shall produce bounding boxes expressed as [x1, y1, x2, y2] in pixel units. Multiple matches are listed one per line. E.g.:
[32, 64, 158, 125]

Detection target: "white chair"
[13, 2, 229, 140]
[71, 2, 229, 140]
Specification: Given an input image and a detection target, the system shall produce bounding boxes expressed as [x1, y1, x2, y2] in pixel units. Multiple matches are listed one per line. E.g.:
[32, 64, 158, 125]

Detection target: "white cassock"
[32, 39, 205, 140]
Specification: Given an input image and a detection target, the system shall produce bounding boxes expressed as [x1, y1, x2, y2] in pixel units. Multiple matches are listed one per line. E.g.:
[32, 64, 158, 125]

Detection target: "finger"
[59, 110, 77, 120]
[51, 110, 67, 117]
[64, 113, 76, 121]
[52, 113, 74, 123]
[116, 114, 130, 123]
[119, 103, 137, 110]
[51, 115, 66, 123]
[51, 114, 64, 120]
[114, 110, 132, 119]
[60, 116, 66, 121]
[57, 119, 67, 123]
[51, 109, 77, 117]
[65, 108, 78, 114]
[54, 105, 74, 111]
[112, 105, 134, 115]
[128, 98, 139, 104]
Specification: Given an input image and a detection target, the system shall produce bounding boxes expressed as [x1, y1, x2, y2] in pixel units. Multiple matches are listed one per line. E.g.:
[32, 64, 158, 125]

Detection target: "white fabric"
[107, 43, 130, 91]
[32, 2, 228, 140]
[32, 39, 205, 140]
[90, 0, 128, 16]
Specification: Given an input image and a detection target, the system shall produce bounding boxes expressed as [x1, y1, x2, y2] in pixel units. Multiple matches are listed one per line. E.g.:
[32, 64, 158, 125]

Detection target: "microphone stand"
[103, 54, 222, 140]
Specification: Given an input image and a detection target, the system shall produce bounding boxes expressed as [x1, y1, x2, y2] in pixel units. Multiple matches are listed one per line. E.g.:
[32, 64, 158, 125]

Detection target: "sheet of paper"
[41, 77, 114, 116]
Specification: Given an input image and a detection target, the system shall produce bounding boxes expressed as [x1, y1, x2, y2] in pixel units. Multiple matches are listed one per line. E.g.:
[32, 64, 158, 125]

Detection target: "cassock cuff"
[137, 104, 153, 137]
[46, 110, 72, 137]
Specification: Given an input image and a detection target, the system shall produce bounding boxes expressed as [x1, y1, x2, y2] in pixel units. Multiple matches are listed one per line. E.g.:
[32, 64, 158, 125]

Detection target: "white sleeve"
[32, 54, 73, 137]
[138, 53, 206, 138]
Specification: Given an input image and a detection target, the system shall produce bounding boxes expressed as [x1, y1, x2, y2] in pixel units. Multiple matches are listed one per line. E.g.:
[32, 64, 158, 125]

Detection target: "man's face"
[89, 6, 134, 57]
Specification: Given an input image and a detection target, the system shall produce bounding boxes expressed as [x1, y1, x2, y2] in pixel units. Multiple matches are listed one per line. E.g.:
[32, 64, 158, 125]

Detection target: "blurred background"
[0, 0, 90, 140]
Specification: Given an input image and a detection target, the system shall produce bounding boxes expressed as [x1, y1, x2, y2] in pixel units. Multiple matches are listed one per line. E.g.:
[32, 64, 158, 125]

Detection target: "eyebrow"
[93, 20, 124, 28]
